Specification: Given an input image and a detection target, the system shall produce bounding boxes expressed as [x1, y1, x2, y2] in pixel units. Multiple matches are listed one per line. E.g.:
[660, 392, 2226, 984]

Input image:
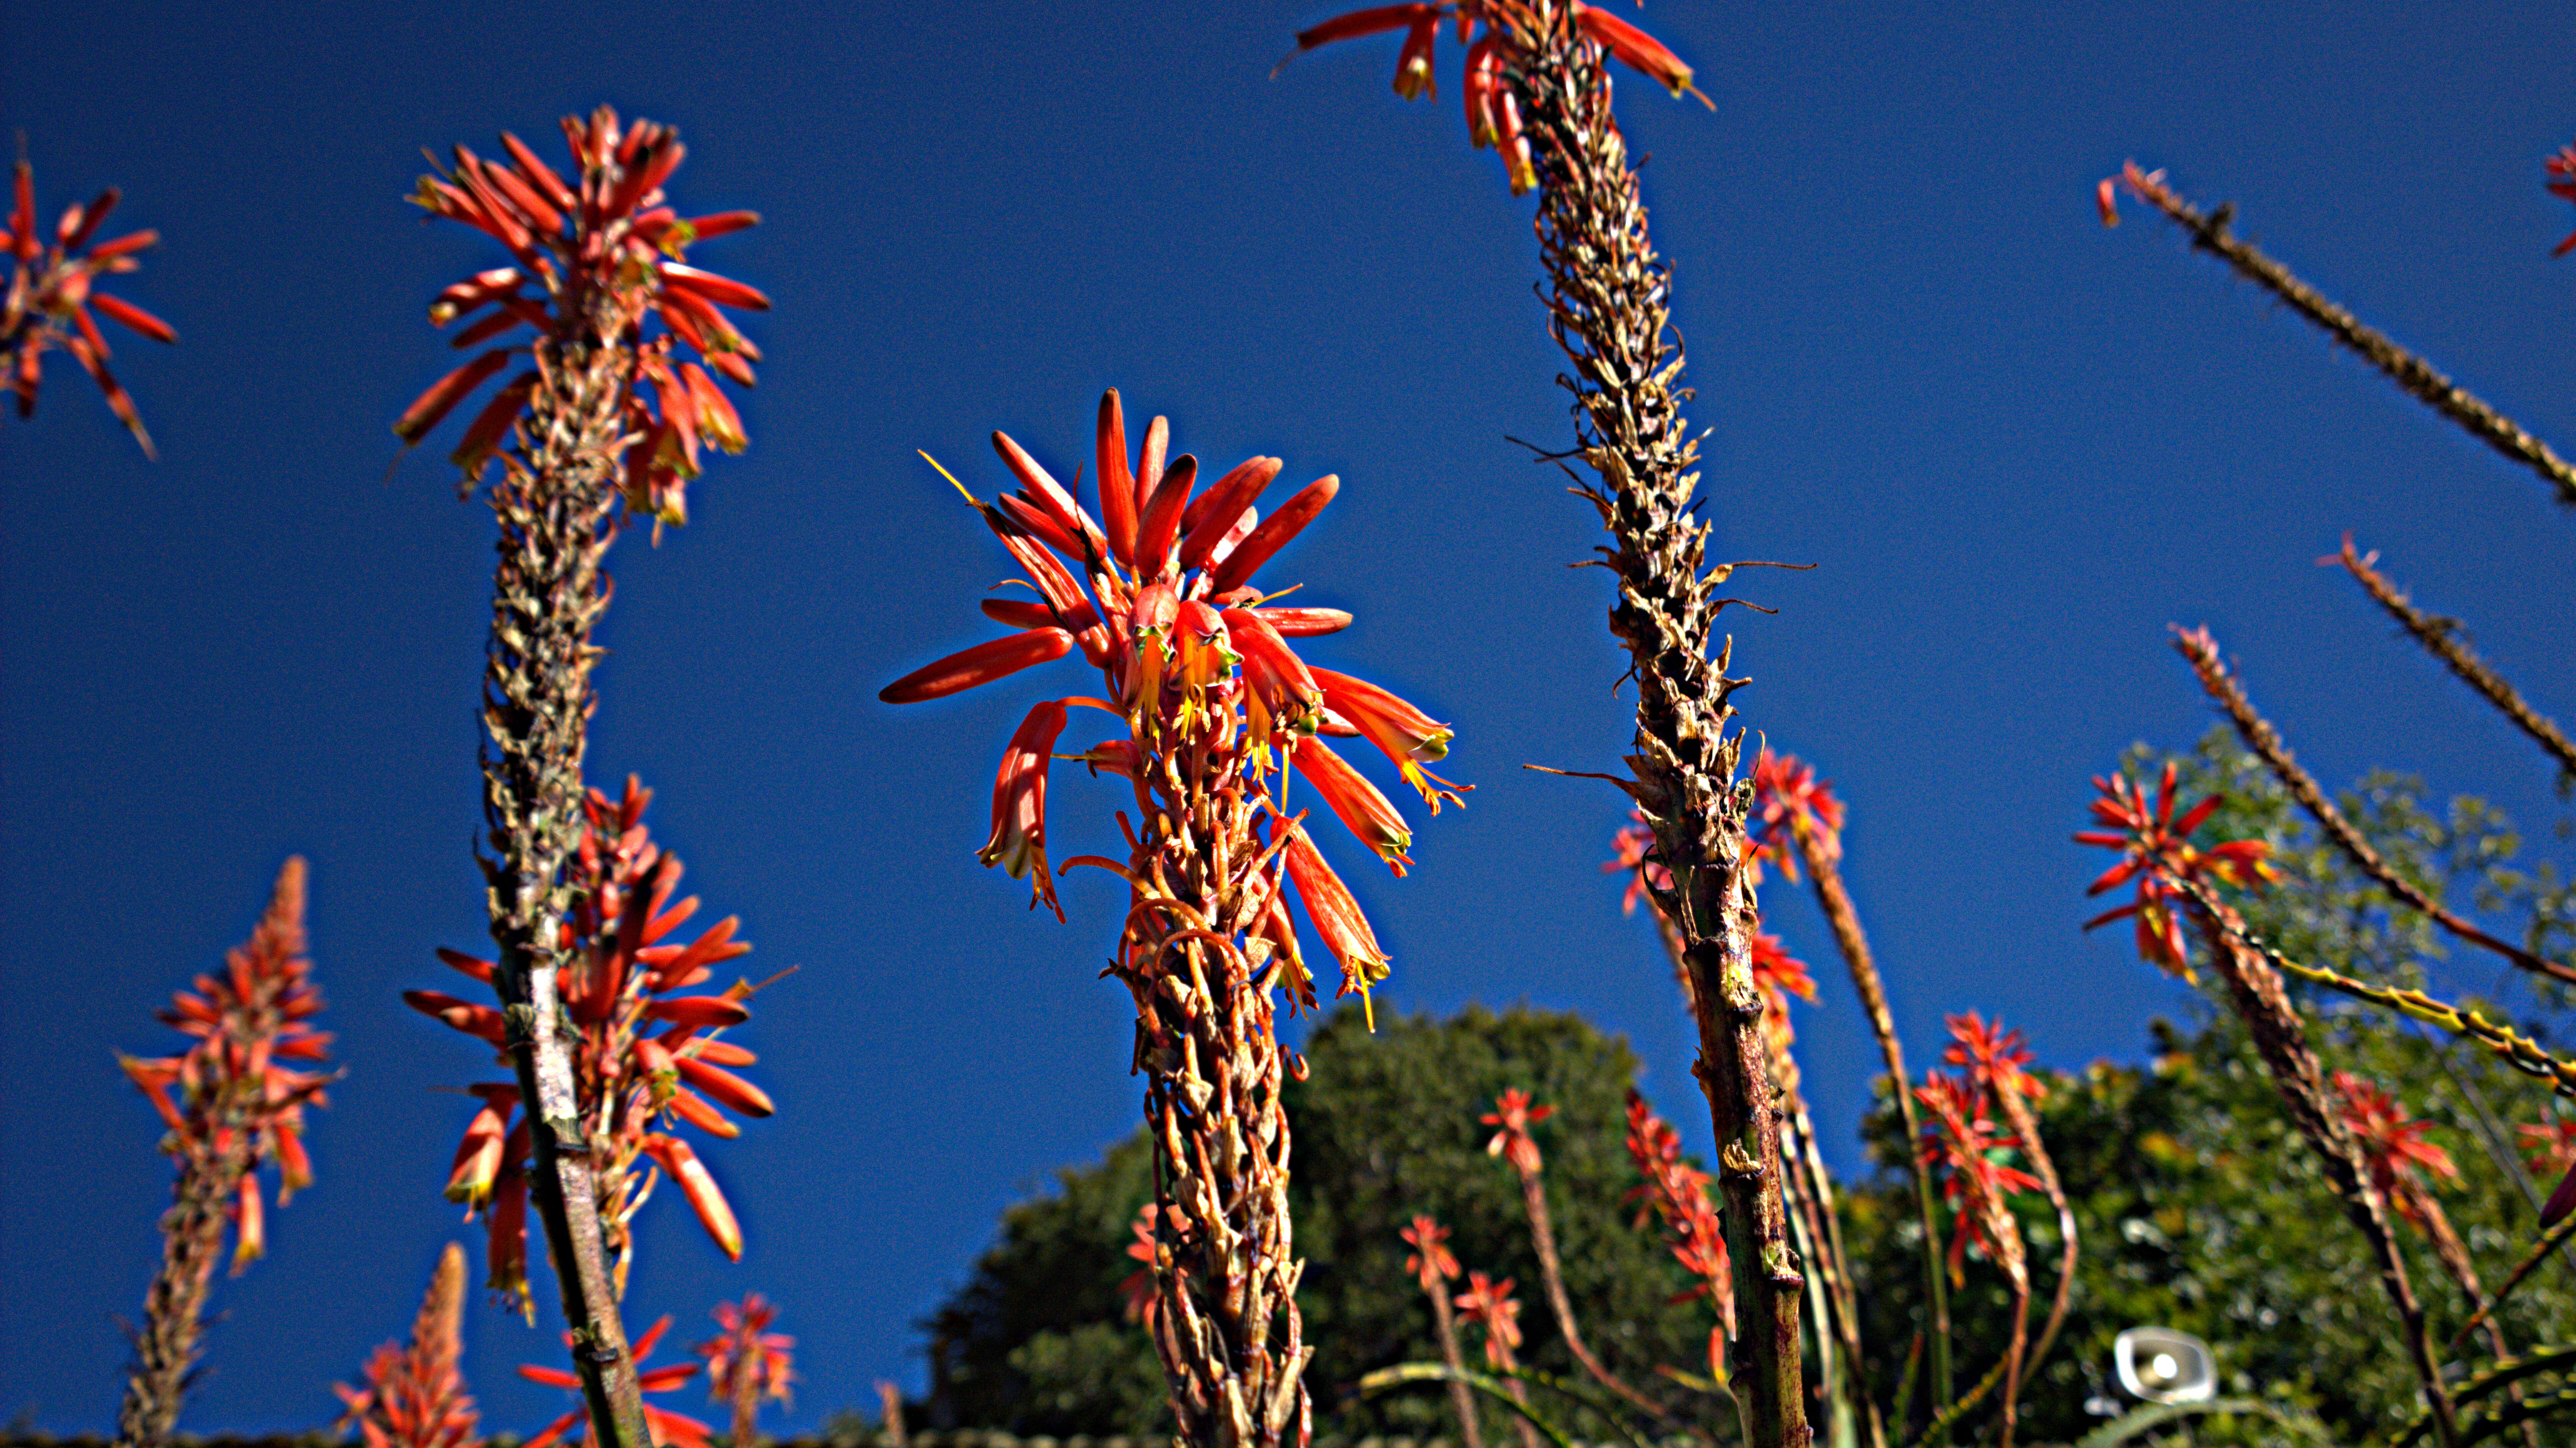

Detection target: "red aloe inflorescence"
[334, 1243, 484, 1448]
[2078, 761, 2275, 978]
[1279, 2, 1708, 196]
[522, 1317, 711, 1448]
[694, 1295, 796, 1448]
[1480, 1091, 1660, 1416]
[397, 106, 765, 526]
[117, 859, 332, 1448]
[1913, 1071, 2040, 1447]
[1400, 1215, 1482, 1448]
[399, 107, 769, 1448]
[2544, 141, 2576, 258]
[412, 777, 770, 1310]
[1622, 1090, 1733, 1381]
[1940, 1011, 2079, 1440]
[879, 390, 1459, 1447]
[2, 155, 174, 455]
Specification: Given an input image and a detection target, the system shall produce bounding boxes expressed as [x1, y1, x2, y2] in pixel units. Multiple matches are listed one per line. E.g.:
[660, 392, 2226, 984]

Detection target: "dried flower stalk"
[2100, 162, 2576, 509]
[2329, 538, 2576, 781]
[2173, 624, 2576, 988]
[117, 859, 332, 1448]
[398, 107, 768, 1448]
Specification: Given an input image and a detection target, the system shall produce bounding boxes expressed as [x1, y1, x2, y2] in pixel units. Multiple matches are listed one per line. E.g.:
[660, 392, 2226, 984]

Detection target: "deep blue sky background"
[6, 0, 2573, 1435]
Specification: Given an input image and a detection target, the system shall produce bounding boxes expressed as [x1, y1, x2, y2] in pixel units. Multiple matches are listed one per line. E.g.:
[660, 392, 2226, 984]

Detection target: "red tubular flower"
[2331, 1071, 2457, 1232]
[2546, 142, 2576, 256]
[881, 392, 1455, 1445]
[980, 701, 1071, 920]
[2075, 760, 2276, 977]
[1281, 1, 1710, 192]
[1481, 1089, 1555, 1175]
[1745, 746, 1845, 884]
[2, 156, 175, 456]
[1451, 1272, 1525, 1366]
[693, 1295, 795, 1448]
[396, 108, 764, 525]
[1400, 1214, 1461, 1293]
[1622, 1089, 1733, 1362]
[1915, 1071, 2041, 1285]
[1312, 666, 1465, 813]
[1943, 1011, 2043, 1110]
[416, 779, 771, 1305]
[522, 1316, 712, 1448]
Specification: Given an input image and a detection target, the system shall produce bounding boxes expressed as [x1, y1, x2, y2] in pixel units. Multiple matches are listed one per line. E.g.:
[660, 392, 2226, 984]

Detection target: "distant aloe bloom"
[694, 1295, 795, 1448]
[1623, 1090, 1732, 1375]
[118, 859, 333, 1448]
[2077, 762, 2275, 977]
[522, 1317, 711, 1448]
[2331, 1073, 2458, 1232]
[878, 390, 1460, 1445]
[2547, 142, 2576, 256]
[1743, 747, 1844, 884]
[1278, 1, 1709, 195]
[2, 156, 174, 455]
[1914, 1071, 2040, 1288]
[412, 779, 769, 1309]
[396, 107, 766, 527]
[333, 1243, 483, 1448]
[1452, 1271, 1525, 1368]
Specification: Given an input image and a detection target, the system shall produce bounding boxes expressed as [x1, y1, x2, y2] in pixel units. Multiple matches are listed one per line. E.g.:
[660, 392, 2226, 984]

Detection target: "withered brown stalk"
[1787, 824, 1953, 1427]
[1779, 1086, 1884, 1448]
[2173, 888, 2460, 1446]
[2331, 538, 2576, 781]
[2173, 626, 2576, 989]
[475, 330, 651, 1448]
[1980, 1081, 2075, 1431]
[119, 1127, 247, 1448]
[2110, 164, 2576, 509]
[1493, 9, 1808, 1442]
[1504, 1156, 1664, 1419]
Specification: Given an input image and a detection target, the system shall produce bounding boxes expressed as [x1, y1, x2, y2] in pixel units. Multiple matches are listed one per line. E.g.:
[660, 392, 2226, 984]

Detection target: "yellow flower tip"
[919, 448, 979, 506]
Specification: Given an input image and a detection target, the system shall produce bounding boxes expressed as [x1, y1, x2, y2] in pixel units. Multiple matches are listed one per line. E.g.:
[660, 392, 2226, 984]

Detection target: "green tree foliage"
[921, 1006, 1714, 1437]
[1842, 731, 2574, 1446]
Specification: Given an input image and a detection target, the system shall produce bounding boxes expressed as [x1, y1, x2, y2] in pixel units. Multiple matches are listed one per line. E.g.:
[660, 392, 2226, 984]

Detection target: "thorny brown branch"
[1494, 8, 1808, 1445]
[2109, 163, 2576, 510]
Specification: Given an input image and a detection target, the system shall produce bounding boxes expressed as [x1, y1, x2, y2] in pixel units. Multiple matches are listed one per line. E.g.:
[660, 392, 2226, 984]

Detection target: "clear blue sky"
[5, 0, 2571, 1436]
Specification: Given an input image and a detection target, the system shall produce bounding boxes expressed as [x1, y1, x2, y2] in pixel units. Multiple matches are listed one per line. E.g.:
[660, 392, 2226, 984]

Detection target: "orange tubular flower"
[1280, 0, 1710, 192]
[1312, 666, 1465, 812]
[1452, 1272, 1525, 1366]
[333, 1243, 484, 1448]
[1482, 1088, 1554, 1175]
[395, 107, 765, 527]
[3, 156, 175, 456]
[2076, 761, 2275, 977]
[412, 779, 771, 1305]
[878, 391, 1458, 1446]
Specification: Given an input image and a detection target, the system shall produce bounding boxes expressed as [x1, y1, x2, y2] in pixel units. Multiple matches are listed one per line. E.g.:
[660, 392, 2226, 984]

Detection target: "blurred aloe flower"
[117, 859, 332, 1448]
[879, 390, 1460, 1446]
[694, 1295, 795, 1448]
[2, 155, 174, 455]
[522, 1316, 711, 1448]
[333, 1243, 484, 1448]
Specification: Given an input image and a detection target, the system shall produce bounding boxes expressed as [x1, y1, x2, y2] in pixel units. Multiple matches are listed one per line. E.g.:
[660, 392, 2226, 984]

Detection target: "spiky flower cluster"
[2077, 761, 2275, 976]
[2331, 1072, 2459, 1234]
[118, 859, 332, 1448]
[694, 1295, 796, 1448]
[333, 1244, 484, 1448]
[1622, 1089, 1732, 1376]
[1913, 1072, 2040, 1290]
[397, 106, 767, 525]
[4, 157, 174, 454]
[121, 858, 333, 1272]
[880, 390, 1458, 1445]
[1280, 1, 1708, 194]
[1744, 747, 1844, 884]
[411, 779, 769, 1307]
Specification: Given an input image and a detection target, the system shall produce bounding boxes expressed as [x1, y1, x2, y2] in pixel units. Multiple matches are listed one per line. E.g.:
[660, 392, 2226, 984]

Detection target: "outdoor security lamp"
[2113, 1327, 2216, 1404]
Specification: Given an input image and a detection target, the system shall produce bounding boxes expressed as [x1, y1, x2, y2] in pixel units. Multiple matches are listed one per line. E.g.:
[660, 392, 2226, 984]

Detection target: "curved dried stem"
[2173, 625, 2576, 989]
[2107, 163, 2576, 510]
[2331, 539, 2576, 781]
